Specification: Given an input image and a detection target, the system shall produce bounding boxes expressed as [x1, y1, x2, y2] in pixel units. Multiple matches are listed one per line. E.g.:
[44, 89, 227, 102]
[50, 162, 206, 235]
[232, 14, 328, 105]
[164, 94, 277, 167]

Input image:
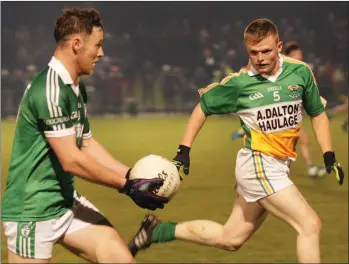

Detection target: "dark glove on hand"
[119, 169, 169, 210]
[323, 151, 344, 185]
[172, 145, 190, 180]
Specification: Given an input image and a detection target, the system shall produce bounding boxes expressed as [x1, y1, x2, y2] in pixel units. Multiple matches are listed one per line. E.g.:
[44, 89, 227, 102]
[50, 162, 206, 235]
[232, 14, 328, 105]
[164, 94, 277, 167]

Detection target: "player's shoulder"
[26, 66, 68, 101]
[26, 67, 49, 91]
[217, 67, 250, 86]
[199, 69, 247, 96]
[282, 55, 313, 74]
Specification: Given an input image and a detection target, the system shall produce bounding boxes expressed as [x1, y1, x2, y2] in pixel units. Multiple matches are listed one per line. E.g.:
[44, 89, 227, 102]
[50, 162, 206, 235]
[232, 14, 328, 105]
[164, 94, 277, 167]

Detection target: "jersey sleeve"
[199, 75, 242, 116]
[31, 72, 75, 138]
[79, 81, 92, 140]
[301, 65, 325, 116]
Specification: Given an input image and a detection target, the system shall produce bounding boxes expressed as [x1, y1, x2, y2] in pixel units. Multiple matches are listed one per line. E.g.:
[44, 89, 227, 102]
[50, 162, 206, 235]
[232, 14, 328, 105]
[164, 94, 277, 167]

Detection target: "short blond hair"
[244, 18, 279, 44]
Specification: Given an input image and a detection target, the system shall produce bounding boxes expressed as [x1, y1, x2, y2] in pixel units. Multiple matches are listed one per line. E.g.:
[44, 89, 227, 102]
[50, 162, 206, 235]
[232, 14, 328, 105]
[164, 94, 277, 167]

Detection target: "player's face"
[288, 49, 303, 61]
[77, 27, 104, 75]
[245, 35, 282, 75]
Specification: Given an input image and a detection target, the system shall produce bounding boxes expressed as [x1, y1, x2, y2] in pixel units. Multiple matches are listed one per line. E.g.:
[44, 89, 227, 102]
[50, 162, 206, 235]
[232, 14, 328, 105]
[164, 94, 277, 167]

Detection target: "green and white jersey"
[199, 55, 324, 160]
[2, 57, 92, 221]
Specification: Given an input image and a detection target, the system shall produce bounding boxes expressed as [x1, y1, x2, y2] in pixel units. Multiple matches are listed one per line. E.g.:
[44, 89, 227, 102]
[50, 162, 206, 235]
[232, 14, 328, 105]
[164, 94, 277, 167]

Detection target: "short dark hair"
[54, 7, 103, 44]
[283, 41, 301, 56]
[244, 18, 279, 44]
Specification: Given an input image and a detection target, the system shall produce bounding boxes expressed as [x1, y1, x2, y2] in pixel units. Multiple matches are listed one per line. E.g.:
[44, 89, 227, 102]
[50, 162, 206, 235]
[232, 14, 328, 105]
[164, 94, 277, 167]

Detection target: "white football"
[129, 155, 181, 200]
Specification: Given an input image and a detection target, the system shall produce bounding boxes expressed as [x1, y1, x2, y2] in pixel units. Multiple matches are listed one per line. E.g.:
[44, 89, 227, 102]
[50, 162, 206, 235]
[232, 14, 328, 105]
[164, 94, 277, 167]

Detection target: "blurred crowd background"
[2, 2, 348, 117]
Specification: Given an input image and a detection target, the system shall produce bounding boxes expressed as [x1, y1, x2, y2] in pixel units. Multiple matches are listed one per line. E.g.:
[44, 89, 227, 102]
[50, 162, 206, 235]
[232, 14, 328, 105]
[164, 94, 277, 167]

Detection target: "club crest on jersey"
[288, 84, 301, 99]
[288, 84, 300, 91]
[249, 92, 264, 100]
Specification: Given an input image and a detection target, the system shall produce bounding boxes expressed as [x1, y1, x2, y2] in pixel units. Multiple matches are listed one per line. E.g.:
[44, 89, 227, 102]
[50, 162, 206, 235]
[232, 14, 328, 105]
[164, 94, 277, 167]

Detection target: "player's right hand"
[119, 169, 169, 210]
[172, 145, 190, 180]
[323, 151, 345, 185]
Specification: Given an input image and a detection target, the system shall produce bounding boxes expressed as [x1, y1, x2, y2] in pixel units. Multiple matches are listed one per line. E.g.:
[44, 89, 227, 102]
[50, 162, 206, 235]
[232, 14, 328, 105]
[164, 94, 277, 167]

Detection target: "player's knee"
[301, 214, 322, 236]
[95, 238, 135, 263]
[216, 236, 245, 251]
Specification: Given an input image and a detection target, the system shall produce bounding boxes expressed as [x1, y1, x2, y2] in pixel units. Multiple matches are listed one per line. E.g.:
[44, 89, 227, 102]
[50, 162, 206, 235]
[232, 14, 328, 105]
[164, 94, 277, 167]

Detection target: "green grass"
[1, 114, 348, 263]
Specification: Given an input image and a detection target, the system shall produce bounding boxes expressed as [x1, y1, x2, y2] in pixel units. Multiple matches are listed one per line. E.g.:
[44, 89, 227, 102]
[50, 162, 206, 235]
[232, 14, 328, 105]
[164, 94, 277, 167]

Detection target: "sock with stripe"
[151, 222, 177, 243]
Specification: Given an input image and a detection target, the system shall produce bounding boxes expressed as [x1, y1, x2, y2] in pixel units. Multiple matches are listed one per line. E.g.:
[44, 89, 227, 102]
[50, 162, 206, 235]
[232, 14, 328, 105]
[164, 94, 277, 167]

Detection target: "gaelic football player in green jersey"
[2, 7, 167, 263]
[128, 18, 344, 263]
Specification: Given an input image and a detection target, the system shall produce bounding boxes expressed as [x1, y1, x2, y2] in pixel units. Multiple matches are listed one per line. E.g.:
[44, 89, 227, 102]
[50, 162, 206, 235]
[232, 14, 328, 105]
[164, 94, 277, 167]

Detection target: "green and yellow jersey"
[199, 55, 324, 160]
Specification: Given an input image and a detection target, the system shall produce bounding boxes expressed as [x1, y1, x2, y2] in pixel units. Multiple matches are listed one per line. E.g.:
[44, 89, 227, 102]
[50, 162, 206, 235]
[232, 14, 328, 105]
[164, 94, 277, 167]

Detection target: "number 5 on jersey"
[273, 91, 280, 101]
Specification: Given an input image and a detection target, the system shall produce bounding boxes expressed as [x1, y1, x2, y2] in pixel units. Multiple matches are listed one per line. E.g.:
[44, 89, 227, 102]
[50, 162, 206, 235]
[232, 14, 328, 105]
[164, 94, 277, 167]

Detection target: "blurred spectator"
[1, 2, 347, 116]
[104, 66, 126, 114]
[2, 69, 14, 118]
[140, 59, 157, 112]
[157, 65, 186, 113]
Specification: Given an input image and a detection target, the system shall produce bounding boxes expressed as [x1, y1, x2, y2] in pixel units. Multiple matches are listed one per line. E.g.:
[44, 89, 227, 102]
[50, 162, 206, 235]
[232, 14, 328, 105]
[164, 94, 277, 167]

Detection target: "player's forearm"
[81, 137, 129, 177]
[311, 112, 333, 154]
[65, 149, 127, 189]
[181, 103, 207, 147]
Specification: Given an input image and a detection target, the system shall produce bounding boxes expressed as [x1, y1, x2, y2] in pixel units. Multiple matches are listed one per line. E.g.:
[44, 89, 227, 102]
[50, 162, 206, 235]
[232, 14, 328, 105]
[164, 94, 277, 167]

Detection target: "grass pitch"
[1, 114, 348, 263]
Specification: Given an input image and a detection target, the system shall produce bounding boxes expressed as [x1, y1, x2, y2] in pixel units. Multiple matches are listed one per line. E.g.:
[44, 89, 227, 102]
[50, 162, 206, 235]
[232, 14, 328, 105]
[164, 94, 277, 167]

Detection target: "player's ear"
[277, 41, 283, 53]
[72, 35, 83, 54]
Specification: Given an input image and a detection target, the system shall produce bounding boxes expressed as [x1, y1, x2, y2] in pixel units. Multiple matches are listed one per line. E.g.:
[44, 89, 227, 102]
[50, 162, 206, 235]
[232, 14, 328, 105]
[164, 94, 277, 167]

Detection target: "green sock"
[151, 222, 177, 243]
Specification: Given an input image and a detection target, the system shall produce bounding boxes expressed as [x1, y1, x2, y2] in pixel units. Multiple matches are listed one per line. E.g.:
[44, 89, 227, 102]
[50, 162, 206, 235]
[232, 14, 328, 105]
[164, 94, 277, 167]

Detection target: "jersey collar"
[48, 56, 74, 85]
[48, 57, 80, 96]
[247, 55, 284, 83]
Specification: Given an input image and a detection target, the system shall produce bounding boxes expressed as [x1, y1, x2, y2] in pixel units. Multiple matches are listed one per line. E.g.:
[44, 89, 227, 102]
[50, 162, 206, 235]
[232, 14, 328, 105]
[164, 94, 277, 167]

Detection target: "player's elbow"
[60, 150, 82, 174]
[61, 158, 79, 174]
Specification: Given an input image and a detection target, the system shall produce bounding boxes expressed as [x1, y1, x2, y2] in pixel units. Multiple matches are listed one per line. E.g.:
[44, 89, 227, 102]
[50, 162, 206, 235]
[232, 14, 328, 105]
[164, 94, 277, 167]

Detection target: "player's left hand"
[119, 169, 169, 210]
[323, 151, 344, 185]
[172, 145, 190, 180]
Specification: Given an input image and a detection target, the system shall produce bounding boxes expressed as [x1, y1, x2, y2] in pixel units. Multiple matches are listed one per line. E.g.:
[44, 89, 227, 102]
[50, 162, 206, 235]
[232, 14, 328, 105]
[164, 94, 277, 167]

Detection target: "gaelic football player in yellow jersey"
[128, 18, 344, 263]
[233, 41, 328, 178]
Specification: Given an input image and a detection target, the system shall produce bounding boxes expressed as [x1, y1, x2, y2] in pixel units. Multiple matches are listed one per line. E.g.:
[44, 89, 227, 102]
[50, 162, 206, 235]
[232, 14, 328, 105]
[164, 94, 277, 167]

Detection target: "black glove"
[323, 151, 344, 185]
[119, 169, 169, 210]
[172, 145, 190, 180]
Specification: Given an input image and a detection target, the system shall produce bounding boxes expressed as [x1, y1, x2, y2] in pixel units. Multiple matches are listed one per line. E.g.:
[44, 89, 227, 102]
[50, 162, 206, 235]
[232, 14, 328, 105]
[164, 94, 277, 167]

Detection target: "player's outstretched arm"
[48, 135, 168, 210]
[311, 112, 344, 185]
[48, 135, 128, 188]
[311, 112, 332, 154]
[81, 136, 129, 178]
[173, 103, 207, 179]
[301, 62, 344, 185]
[181, 103, 207, 148]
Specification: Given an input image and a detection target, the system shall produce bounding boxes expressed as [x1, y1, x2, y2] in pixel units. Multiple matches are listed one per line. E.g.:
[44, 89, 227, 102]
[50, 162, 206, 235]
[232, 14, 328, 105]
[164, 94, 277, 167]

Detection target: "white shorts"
[3, 192, 107, 259]
[235, 148, 294, 202]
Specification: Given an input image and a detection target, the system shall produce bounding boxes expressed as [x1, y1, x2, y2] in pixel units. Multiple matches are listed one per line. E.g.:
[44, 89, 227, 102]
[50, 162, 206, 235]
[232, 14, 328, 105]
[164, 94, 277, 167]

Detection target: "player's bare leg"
[259, 184, 321, 263]
[129, 194, 267, 255]
[175, 194, 267, 250]
[60, 218, 135, 263]
[7, 250, 50, 264]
